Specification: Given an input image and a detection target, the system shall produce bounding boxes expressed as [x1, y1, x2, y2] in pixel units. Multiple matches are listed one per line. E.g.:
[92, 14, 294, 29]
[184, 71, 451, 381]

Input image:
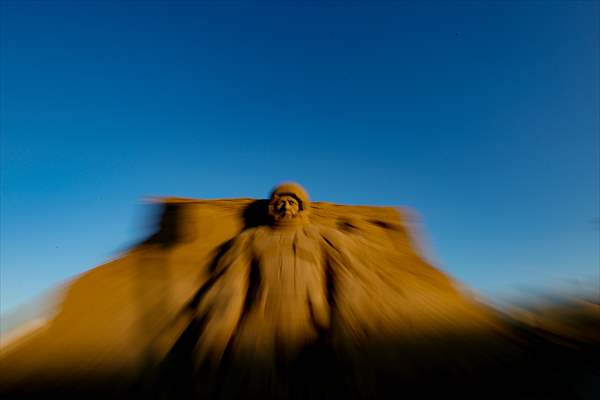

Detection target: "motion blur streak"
[1, 192, 598, 399]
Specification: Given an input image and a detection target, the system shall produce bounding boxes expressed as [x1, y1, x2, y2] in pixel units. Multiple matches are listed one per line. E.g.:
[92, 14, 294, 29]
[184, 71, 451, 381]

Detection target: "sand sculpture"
[1, 183, 597, 399]
[165, 184, 500, 392]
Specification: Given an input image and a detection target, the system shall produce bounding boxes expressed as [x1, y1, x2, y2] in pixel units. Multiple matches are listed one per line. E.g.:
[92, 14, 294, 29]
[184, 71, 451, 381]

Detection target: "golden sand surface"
[1, 186, 597, 399]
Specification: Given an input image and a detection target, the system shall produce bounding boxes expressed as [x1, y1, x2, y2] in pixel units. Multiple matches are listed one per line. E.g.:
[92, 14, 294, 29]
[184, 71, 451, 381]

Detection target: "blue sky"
[1, 1, 598, 313]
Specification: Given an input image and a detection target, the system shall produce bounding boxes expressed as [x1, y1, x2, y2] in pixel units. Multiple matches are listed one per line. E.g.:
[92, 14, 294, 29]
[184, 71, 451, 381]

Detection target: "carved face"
[270, 195, 300, 222]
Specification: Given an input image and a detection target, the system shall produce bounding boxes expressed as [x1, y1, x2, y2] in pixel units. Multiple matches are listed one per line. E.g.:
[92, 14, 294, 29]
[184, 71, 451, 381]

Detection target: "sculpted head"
[268, 183, 310, 226]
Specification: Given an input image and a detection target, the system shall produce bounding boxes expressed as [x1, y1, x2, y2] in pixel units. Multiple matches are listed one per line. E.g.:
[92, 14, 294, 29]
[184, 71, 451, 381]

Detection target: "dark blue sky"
[1, 1, 598, 312]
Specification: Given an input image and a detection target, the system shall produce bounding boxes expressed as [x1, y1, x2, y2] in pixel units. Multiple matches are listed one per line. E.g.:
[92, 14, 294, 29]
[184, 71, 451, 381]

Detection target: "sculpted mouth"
[277, 211, 296, 219]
